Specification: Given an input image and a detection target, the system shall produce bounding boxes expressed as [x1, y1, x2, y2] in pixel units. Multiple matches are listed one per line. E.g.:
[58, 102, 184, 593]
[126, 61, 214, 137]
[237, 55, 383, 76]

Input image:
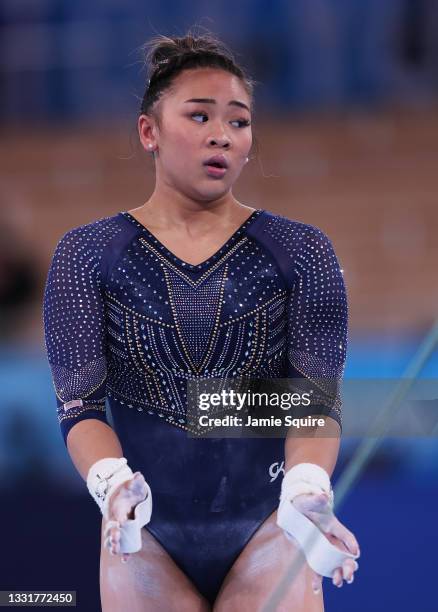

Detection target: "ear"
[138, 114, 158, 153]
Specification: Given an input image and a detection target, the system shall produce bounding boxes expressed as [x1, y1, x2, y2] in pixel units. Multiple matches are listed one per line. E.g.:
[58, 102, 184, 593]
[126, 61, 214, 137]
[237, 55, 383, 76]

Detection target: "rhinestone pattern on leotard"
[43, 209, 348, 443]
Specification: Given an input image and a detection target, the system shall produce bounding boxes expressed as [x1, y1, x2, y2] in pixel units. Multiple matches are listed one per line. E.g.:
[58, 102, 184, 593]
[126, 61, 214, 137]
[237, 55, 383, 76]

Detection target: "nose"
[208, 137, 231, 149]
[208, 127, 231, 149]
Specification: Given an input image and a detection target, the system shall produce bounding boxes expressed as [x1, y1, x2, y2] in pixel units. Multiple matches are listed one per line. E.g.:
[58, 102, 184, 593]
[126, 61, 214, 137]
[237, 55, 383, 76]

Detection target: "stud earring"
[244, 156, 249, 163]
[148, 144, 153, 150]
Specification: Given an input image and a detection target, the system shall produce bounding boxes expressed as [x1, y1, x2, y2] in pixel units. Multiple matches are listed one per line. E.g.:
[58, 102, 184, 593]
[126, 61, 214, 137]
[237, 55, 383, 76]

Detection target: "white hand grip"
[277, 499, 359, 577]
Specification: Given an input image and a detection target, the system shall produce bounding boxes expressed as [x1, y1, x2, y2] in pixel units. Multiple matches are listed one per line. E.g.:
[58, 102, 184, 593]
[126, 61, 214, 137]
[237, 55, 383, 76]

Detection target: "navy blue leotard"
[43, 208, 347, 604]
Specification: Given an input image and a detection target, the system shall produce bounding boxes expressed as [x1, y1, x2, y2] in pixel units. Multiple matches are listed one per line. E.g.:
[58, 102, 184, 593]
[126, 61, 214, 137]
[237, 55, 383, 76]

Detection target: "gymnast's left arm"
[278, 225, 360, 593]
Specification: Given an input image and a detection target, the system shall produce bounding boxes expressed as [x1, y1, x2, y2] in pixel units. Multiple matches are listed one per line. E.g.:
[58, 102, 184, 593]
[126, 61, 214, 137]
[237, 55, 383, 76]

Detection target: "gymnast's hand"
[103, 471, 149, 562]
[292, 492, 360, 593]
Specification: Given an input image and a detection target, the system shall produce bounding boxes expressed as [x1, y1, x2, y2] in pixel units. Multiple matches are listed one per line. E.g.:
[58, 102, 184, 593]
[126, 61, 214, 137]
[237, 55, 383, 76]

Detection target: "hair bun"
[147, 32, 235, 75]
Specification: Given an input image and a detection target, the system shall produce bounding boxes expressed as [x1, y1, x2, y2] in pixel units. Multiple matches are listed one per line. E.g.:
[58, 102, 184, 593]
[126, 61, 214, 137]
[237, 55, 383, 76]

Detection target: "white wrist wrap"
[277, 463, 359, 577]
[280, 462, 334, 507]
[87, 457, 135, 519]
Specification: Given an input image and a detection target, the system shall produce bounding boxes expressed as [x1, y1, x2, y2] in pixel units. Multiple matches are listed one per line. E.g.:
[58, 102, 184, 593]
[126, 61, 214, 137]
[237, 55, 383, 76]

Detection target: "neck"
[135, 181, 249, 231]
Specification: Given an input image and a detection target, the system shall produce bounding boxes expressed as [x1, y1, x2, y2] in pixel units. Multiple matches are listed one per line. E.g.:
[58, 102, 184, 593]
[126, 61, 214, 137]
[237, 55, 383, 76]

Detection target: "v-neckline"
[119, 208, 264, 270]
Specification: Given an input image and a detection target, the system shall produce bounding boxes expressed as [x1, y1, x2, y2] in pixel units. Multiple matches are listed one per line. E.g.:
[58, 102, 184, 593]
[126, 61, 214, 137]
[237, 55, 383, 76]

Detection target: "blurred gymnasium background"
[1, 2, 437, 610]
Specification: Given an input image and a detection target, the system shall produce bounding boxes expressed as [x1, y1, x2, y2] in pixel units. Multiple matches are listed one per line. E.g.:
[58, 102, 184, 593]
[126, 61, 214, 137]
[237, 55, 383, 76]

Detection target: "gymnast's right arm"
[43, 225, 151, 555]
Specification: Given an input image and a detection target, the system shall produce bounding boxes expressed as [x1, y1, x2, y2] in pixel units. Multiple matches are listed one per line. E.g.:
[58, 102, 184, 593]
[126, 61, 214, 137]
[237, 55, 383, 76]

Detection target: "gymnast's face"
[139, 67, 253, 202]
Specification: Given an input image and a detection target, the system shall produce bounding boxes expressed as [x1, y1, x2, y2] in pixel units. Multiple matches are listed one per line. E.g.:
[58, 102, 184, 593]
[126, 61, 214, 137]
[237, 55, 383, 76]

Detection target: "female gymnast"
[43, 31, 360, 611]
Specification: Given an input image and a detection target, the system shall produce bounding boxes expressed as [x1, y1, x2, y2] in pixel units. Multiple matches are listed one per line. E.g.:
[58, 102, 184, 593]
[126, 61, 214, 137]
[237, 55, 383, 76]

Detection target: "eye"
[230, 119, 251, 128]
[190, 112, 208, 123]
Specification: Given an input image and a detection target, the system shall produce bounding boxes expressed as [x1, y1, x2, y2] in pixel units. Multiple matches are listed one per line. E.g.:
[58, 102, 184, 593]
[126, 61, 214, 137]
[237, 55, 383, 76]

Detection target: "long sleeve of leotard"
[43, 224, 111, 447]
[286, 225, 348, 430]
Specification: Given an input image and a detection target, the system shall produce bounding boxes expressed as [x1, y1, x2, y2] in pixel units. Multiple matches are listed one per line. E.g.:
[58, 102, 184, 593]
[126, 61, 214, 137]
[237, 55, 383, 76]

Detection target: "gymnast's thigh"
[99, 517, 211, 612]
[213, 510, 324, 612]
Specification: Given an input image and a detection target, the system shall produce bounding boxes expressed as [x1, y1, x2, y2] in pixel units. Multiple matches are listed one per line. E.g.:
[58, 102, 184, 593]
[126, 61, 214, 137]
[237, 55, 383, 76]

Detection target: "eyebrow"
[184, 98, 251, 112]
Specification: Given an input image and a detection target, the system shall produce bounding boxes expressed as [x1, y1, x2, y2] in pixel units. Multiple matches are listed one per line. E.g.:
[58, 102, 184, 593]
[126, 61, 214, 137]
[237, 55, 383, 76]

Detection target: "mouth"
[203, 155, 229, 178]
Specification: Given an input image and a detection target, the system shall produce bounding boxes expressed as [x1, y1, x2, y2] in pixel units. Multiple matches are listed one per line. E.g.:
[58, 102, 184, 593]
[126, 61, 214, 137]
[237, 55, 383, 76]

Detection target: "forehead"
[166, 68, 251, 107]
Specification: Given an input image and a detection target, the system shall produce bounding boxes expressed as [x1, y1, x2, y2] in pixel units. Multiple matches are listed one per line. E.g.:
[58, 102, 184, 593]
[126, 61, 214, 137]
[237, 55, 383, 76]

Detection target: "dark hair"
[139, 30, 255, 120]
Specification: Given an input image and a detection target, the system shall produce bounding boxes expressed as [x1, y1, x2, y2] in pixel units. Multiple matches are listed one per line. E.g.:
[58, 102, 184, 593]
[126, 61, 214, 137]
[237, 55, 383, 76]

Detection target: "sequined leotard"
[43, 208, 347, 603]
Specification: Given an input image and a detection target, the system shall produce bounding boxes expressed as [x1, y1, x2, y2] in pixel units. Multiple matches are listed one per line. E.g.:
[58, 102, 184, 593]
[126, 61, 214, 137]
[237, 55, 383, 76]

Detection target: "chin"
[190, 183, 230, 202]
